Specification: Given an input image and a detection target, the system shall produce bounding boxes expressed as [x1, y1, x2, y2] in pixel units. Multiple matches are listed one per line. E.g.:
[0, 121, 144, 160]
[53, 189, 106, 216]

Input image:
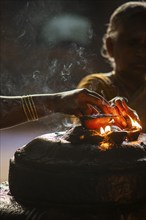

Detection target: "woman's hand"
[56, 88, 110, 116]
[109, 97, 141, 129]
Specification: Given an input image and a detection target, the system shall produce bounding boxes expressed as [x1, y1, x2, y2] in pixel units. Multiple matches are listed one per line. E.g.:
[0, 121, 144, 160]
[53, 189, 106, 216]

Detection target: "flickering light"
[100, 125, 111, 135]
[129, 116, 142, 129]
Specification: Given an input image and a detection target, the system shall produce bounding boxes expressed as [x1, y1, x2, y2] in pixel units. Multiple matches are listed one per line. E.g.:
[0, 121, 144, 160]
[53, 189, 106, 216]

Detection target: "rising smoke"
[1, 0, 98, 95]
[0, 0, 106, 130]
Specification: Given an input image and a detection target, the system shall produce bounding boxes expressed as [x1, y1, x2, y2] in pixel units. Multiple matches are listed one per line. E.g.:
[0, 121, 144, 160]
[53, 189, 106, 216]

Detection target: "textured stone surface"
[8, 132, 146, 209]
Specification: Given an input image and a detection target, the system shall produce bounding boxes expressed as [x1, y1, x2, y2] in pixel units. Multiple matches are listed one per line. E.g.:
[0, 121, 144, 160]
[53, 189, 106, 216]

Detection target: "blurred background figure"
[77, 1, 146, 132]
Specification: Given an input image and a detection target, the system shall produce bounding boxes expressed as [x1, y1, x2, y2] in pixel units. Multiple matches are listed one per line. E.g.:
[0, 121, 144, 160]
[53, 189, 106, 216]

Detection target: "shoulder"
[78, 72, 114, 87]
[77, 72, 117, 100]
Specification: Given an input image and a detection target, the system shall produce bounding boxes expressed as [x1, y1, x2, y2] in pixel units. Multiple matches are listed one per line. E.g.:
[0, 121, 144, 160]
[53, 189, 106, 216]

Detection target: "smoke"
[0, 0, 100, 130]
[41, 14, 92, 46]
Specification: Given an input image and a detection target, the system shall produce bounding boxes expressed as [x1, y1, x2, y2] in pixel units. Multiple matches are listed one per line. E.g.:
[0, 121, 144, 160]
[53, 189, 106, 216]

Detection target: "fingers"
[109, 97, 141, 129]
[113, 99, 132, 128]
[84, 89, 109, 105]
[86, 104, 100, 115]
[77, 91, 129, 129]
[82, 89, 110, 114]
[109, 105, 127, 129]
[73, 90, 141, 130]
[122, 100, 140, 122]
[74, 104, 100, 118]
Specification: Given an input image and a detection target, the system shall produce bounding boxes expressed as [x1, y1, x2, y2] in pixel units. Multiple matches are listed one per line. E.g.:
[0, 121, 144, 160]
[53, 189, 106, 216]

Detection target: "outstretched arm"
[0, 88, 109, 130]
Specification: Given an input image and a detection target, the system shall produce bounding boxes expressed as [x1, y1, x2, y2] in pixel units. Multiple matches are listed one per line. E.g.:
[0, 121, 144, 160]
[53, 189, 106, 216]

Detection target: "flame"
[99, 125, 112, 150]
[129, 116, 142, 129]
[100, 125, 111, 135]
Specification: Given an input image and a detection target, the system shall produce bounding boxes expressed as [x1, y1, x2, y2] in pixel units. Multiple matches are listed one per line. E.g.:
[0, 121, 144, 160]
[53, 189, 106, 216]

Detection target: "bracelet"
[21, 95, 38, 121]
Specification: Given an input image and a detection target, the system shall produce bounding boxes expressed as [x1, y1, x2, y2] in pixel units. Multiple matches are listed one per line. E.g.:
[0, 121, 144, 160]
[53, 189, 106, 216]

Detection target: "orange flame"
[100, 125, 111, 135]
[129, 116, 142, 130]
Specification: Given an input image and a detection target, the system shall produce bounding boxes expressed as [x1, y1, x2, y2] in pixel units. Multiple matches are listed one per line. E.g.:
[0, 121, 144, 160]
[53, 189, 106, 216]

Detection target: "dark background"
[1, 0, 133, 96]
[0, 0, 142, 183]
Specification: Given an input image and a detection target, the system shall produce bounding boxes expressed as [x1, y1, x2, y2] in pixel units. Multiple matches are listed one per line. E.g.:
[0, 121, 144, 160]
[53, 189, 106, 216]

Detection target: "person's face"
[106, 14, 146, 79]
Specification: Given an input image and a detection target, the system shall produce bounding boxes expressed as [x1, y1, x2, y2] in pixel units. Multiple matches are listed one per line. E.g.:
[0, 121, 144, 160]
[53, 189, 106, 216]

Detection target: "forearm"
[0, 89, 111, 129]
[0, 94, 59, 129]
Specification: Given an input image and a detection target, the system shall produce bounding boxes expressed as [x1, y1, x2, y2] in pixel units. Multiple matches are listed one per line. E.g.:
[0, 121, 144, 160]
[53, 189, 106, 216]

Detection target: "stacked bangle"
[21, 95, 38, 121]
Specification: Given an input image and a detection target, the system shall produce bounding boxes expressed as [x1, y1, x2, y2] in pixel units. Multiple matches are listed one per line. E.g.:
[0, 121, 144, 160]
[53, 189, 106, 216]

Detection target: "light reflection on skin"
[0, 122, 50, 183]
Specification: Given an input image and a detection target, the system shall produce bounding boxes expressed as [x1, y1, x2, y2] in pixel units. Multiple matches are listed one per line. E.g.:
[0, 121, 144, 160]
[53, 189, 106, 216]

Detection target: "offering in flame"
[97, 125, 127, 150]
[78, 111, 142, 150]
[67, 97, 143, 150]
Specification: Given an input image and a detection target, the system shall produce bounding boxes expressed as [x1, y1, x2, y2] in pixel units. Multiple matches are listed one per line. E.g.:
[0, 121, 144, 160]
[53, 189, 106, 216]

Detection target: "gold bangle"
[28, 95, 38, 120]
[21, 95, 38, 121]
[21, 96, 30, 121]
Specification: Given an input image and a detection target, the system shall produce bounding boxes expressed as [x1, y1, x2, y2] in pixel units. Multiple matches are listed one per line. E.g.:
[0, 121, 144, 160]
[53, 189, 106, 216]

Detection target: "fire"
[129, 116, 142, 130]
[100, 125, 111, 135]
[99, 125, 112, 150]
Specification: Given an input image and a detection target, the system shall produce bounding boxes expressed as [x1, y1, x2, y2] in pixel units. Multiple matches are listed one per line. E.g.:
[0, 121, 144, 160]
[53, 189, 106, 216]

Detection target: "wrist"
[32, 94, 61, 118]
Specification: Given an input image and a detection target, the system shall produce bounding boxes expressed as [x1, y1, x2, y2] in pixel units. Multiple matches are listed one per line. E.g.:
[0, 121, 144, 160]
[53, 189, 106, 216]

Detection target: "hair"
[101, 1, 146, 67]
